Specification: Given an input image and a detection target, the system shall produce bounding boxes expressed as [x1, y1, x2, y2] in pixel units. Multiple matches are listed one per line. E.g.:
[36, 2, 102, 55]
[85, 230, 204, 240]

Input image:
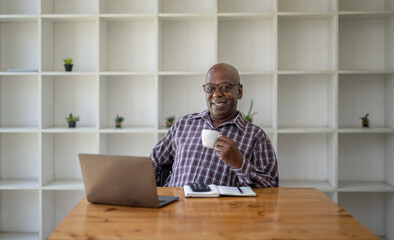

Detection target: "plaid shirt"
[150, 109, 279, 187]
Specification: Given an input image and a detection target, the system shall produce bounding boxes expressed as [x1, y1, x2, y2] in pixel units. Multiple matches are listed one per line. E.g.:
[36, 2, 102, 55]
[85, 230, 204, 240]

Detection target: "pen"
[237, 186, 243, 194]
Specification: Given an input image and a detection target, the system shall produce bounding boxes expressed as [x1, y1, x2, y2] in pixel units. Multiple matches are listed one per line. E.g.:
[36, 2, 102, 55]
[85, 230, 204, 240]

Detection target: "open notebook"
[184, 184, 257, 198]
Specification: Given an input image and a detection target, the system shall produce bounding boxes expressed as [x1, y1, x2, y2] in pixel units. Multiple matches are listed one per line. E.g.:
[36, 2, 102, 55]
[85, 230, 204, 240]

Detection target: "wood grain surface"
[48, 187, 378, 240]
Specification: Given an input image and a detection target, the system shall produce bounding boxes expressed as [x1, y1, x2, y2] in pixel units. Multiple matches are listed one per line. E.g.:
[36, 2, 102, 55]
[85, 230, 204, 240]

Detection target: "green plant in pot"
[166, 116, 175, 128]
[64, 58, 73, 72]
[65, 113, 80, 128]
[359, 113, 369, 128]
[241, 100, 257, 123]
[115, 114, 124, 128]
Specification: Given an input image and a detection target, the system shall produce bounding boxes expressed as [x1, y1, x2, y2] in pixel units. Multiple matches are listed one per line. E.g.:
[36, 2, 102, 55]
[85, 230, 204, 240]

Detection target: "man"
[150, 63, 278, 187]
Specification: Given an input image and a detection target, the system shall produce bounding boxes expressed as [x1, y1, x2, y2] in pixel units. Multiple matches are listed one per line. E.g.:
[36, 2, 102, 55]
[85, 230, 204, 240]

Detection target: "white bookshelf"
[0, 0, 393, 239]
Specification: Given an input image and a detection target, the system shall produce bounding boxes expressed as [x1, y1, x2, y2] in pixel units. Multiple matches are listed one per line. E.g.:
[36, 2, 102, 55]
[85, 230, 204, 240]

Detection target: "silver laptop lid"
[79, 154, 160, 208]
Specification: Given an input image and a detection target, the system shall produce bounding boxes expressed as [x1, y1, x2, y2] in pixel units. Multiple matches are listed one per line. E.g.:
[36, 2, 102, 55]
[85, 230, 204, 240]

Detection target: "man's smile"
[211, 101, 227, 108]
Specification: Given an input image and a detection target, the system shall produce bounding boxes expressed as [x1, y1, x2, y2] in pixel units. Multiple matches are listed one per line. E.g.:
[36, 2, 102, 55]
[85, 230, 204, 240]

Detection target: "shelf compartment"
[0, 133, 39, 185]
[278, 127, 335, 133]
[41, 0, 97, 14]
[99, 18, 156, 72]
[339, 127, 394, 133]
[218, 0, 273, 13]
[99, 14, 157, 20]
[277, 133, 337, 189]
[42, 190, 85, 239]
[339, 0, 394, 12]
[280, 180, 335, 191]
[0, 233, 38, 240]
[41, 19, 97, 72]
[100, 71, 156, 76]
[0, 0, 39, 15]
[41, 75, 97, 129]
[100, 127, 156, 133]
[0, 16, 38, 23]
[158, 71, 205, 76]
[218, 17, 274, 72]
[278, 15, 335, 71]
[339, 74, 394, 128]
[217, 13, 274, 19]
[0, 180, 38, 190]
[99, 75, 156, 129]
[158, 14, 216, 20]
[339, 69, 394, 74]
[0, 127, 38, 133]
[99, 0, 156, 14]
[159, 18, 215, 71]
[339, 15, 394, 71]
[278, 74, 336, 128]
[278, 0, 336, 12]
[0, 190, 39, 237]
[99, 133, 156, 157]
[339, 192, 393, 239]
[159, 0, 215, 13]
[0, 76, 39, 128]
[339, 133, 394, 189]
[278, 70, 336, 75]
[41, 133, 98, 186]
[42, 180, 83, 190]
[0, 20, 38, 72]
[41, 15, 97, 21]
[41, 72, 97, 76]
[338, 181, 394, 192]
[339, 12, 394, 18]
[41, 127, 97, 133]
[237, 75, 273, 128]
[158, 75, 206, 128]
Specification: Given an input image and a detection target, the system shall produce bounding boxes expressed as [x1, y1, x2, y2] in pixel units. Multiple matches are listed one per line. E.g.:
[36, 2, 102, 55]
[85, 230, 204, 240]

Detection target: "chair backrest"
[159, 163, 173, 187]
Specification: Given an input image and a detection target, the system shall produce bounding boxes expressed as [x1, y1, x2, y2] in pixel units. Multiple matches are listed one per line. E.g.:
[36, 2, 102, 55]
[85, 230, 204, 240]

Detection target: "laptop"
[79, 153, 179, 208]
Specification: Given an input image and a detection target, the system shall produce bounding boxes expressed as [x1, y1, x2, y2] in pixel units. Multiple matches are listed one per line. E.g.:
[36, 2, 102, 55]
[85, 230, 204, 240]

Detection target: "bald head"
[205, 63, 240, 84]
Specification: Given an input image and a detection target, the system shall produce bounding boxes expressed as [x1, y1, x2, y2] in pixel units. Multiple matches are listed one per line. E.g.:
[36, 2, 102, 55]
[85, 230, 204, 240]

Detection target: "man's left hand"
[215, 135, 243, 169]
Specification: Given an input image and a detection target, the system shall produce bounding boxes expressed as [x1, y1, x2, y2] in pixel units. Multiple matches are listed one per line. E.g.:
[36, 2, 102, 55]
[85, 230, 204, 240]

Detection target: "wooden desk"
[48, 188, 377, 240]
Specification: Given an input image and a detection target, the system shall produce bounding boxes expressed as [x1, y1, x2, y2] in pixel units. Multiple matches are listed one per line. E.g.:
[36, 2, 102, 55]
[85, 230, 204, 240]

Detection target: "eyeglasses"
[202, 82, 241, 94]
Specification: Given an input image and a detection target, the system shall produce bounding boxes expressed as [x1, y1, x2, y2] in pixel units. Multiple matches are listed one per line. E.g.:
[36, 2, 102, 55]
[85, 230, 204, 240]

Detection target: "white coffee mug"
[201, 129, 221, 148]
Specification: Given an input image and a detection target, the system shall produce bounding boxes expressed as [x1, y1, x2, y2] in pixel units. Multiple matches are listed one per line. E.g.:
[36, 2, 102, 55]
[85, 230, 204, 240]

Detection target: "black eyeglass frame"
[202, 82, 241, 94]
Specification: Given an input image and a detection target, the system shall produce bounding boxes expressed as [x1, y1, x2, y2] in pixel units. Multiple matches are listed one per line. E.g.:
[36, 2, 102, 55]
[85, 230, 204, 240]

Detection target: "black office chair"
[158, 163, 173, 187]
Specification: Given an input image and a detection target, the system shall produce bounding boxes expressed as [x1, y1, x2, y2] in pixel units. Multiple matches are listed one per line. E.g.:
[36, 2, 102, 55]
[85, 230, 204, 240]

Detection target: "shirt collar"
[191, 109, 246, 134]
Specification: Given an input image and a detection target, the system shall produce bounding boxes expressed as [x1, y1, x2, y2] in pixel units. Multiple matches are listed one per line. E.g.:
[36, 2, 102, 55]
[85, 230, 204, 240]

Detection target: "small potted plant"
[115, 114, 124, 128]
[63, 58, 73, 72]
[65, 113, 80, 128]
[166, 116, 175, 128]
[360, 113, 369, 128]
[241, 100, 257, 123]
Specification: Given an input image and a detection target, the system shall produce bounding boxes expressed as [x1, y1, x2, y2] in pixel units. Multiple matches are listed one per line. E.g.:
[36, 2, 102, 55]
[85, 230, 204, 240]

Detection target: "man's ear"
[238, 84, 243, 99]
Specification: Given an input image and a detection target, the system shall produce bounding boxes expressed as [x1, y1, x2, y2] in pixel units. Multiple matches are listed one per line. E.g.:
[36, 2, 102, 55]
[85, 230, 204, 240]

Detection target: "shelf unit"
[0, 0, 393, 239]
